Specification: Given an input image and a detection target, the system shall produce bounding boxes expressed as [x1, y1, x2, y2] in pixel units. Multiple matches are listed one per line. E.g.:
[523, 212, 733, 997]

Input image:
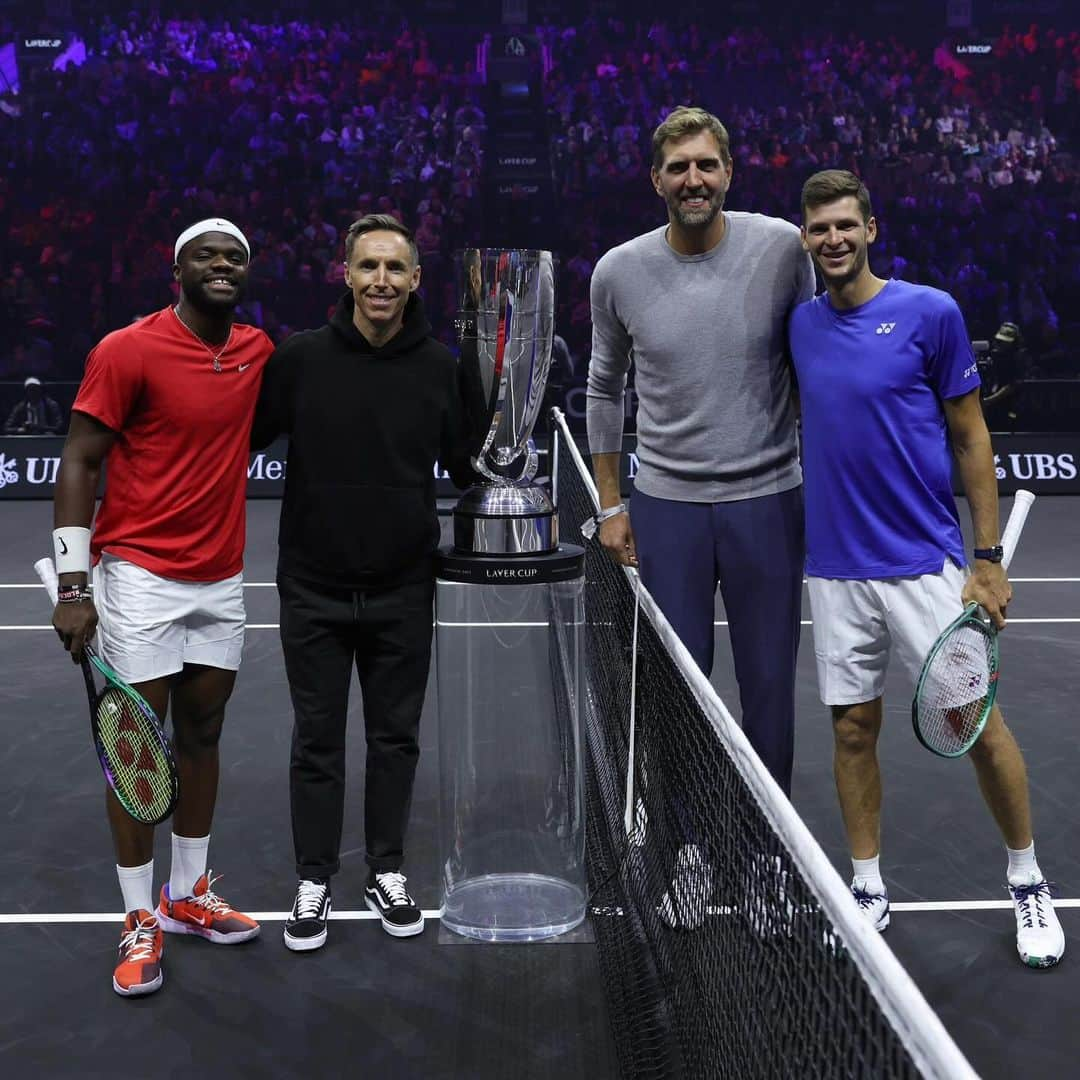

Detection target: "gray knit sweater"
[586, 213, 815, 502]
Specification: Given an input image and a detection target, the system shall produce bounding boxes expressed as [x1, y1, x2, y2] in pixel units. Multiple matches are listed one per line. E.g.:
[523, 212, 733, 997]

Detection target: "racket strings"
[95, 688, 175, 820]
[917, 622, 997, 751]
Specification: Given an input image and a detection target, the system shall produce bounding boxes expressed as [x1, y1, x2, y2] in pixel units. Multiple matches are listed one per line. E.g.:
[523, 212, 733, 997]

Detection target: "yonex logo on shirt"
[875, 323, 896, 335]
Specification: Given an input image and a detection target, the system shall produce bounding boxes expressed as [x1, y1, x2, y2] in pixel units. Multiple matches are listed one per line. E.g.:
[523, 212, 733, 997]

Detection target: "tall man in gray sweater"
[587, 106, 814, 795]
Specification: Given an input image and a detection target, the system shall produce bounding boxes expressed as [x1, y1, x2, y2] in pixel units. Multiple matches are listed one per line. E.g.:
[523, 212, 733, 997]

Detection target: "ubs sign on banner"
[0, 434, 1077, 498]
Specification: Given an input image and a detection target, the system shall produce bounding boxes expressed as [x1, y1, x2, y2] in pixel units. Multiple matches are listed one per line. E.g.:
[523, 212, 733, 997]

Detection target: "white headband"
[174, 218, 251, 263]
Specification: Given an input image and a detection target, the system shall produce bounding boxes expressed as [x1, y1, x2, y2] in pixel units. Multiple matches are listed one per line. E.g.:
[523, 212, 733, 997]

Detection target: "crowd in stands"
[0, 9, 488, 382]
[544, 20, 1080, 379]
[1, 9, 1078, 409]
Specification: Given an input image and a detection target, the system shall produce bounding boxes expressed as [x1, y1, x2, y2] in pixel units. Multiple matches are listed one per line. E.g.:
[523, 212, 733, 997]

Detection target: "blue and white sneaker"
[851, 879, 890, 932]
[1009, 876, 1064, 969]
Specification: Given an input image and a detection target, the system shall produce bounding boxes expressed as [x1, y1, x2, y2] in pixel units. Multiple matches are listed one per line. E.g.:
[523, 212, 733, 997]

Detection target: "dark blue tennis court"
[1, 495, 1077, 1078]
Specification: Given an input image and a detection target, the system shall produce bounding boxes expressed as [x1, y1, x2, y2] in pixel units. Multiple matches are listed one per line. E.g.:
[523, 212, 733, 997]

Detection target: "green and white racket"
[36, 558, 179, 824]
[911, 490, 1034, 758]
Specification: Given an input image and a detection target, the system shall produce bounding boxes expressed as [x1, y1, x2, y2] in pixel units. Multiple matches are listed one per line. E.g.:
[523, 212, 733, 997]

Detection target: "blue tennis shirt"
[789, 279, 980, 579]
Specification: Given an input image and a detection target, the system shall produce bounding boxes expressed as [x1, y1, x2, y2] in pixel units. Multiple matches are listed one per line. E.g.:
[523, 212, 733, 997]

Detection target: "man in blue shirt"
[789, 169, 1062, 968]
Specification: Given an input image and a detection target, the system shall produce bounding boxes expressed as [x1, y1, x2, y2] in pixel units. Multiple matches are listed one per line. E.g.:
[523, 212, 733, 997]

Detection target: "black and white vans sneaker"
[284, 878, 331, 952]
[365, 871, 424, 937]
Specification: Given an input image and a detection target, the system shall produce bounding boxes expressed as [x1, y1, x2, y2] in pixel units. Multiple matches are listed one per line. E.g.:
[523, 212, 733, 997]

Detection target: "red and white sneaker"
[113, 910, 164, 997]
[156, 871, 261, 944]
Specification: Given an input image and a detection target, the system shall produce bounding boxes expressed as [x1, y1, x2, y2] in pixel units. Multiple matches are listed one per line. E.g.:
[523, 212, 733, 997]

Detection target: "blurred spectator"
[4, 377, 65, 435]
[540, 17, 1079, 374]
[0, 9, 487, 367]
[1, 8, 1077, 386]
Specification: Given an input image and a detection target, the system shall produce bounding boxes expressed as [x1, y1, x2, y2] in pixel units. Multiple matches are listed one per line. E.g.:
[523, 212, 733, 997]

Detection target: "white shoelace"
[375, 872, 411, 906]
[190, 870, 234, 915]
[294, 879, 328, 919]
[119, 916, 159, 961]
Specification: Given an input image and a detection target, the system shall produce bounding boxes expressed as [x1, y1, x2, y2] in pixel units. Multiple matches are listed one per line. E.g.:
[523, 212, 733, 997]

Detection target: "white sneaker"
[851, 880, 890, 932]
[657, 844, 713, 930]
[1010, 877, 1064, 969]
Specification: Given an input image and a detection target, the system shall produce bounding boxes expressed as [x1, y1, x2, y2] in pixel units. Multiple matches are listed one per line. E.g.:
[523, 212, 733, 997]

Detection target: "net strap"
[624, 569, 641, 836]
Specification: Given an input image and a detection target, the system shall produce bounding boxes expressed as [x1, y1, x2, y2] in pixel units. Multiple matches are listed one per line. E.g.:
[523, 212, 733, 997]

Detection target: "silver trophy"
[454, 249, 556, 555]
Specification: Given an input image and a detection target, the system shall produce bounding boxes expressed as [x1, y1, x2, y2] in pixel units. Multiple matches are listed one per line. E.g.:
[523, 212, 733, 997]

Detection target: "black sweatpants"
[278, 572, 435, 878]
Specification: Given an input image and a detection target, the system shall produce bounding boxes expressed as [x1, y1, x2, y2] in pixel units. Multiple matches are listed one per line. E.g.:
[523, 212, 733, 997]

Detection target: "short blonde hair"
[651, 106, 731, 170]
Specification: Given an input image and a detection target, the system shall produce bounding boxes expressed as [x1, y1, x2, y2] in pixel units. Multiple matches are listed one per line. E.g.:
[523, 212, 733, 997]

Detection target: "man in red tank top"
[50, 219, 272, 996]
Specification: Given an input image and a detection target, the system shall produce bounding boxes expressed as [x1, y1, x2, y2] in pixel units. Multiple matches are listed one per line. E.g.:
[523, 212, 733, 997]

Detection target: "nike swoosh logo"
[238, 363, 251, 372]
[59, 538, 68, 555]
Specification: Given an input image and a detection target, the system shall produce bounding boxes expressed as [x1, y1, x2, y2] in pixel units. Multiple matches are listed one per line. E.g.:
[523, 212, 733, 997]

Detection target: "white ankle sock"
[117, 861, 154, 915]
[1007, 842, 1041, 886]
[851, 855, 885, 892]
[169, 833, 210, 899]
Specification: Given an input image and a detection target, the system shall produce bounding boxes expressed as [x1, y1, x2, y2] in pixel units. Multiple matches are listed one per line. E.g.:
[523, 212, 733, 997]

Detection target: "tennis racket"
[911, 490, 1035, 758]
[35, 557, 179, 825]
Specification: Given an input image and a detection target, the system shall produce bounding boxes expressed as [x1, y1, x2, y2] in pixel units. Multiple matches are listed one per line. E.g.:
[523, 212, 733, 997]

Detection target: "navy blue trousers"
[630, 486, 804, 796]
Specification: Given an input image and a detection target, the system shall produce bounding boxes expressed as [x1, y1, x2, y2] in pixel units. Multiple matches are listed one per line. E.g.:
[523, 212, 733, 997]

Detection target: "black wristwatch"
[972, 545, 1005, 563]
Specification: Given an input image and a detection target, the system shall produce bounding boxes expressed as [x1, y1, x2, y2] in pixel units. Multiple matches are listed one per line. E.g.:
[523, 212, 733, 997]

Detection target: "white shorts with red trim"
[93, 554, 246, 684]
[807, 561, 968, 707]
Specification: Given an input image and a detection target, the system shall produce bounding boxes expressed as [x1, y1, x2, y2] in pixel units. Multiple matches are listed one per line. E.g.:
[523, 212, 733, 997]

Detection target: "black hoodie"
[252, 291, 482, 588]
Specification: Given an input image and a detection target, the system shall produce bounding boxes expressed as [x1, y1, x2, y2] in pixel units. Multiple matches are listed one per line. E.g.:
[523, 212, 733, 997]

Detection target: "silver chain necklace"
[171, 306, 233, 372]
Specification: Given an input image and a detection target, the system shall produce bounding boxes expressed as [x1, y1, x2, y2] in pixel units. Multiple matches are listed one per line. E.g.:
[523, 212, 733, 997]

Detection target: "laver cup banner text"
[1, 434, 1078, 499]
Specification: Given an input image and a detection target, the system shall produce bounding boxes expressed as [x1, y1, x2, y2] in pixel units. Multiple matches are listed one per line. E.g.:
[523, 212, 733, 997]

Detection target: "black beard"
[180, 277, 245, 317]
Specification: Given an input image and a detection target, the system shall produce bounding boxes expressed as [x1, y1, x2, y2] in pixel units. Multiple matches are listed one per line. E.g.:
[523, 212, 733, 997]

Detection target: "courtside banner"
[609, 434, 1080, 497]
[1, 434, 1077, 498]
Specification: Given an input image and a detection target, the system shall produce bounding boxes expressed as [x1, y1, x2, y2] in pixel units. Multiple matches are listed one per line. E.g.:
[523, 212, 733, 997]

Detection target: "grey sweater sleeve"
[795, 248, 816, 306]
[585, 253, 632, 456]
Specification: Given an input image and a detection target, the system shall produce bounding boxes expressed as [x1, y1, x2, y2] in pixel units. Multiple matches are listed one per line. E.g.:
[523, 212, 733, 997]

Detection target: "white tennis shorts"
[807, 561, 968, 707]
[93, 554, 246, 684]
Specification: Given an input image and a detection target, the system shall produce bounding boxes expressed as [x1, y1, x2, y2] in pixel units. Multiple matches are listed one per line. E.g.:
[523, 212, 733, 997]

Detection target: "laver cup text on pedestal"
[454, 249, 556, 555]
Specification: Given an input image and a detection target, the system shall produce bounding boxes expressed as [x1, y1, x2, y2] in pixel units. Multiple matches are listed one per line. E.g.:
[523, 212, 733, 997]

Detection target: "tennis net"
[550, 408, 977, 1080]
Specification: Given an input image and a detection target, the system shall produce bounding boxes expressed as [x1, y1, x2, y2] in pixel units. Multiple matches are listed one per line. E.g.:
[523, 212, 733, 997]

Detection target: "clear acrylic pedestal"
[435, 546, 585, 942]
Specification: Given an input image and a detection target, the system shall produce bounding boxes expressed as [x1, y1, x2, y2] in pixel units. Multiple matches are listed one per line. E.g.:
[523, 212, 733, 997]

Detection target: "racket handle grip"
[34, 557, 59, 606]
[1001, 489, 1035, 571]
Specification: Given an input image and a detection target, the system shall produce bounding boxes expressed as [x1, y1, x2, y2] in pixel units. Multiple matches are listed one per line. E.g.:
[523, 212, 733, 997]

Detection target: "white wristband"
[53, 527, 92, 576]
[595, 503, 627, 525]
[580, 503, 627, 540]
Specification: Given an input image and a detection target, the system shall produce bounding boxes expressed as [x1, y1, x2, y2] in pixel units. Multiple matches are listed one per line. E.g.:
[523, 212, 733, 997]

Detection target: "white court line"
[437, 621, 549, 628]
[2, 900, 1078, 925]
[890, 900, 1080, 912]
[1008, 578, 1080, 583]
[711, 618, 1080, 628]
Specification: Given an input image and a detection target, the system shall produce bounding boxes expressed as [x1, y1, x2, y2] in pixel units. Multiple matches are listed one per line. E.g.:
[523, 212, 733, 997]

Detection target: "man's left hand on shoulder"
[963, 561, 1012, 630]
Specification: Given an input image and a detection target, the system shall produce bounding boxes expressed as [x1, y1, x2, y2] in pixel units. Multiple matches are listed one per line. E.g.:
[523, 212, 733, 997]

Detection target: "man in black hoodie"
[252, 215, 481, 950]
